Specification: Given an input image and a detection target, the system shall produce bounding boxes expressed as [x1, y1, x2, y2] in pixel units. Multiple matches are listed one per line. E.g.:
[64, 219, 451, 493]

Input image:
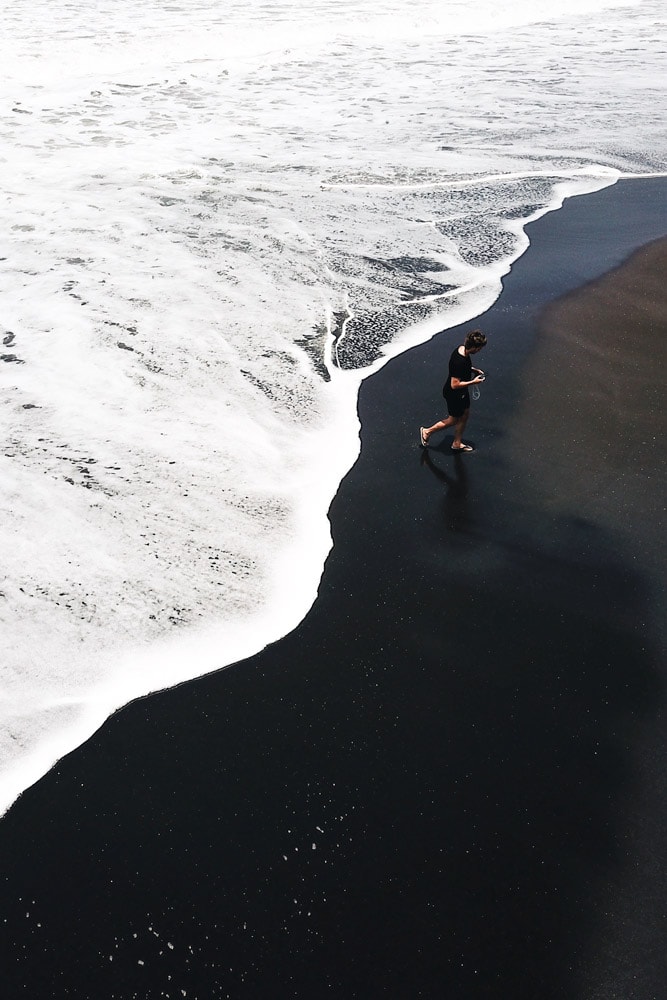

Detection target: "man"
[419, 329, 487, 452]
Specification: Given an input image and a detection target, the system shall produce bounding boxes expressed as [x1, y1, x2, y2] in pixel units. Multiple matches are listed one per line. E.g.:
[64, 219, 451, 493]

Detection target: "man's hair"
[464, 330, 487, 350]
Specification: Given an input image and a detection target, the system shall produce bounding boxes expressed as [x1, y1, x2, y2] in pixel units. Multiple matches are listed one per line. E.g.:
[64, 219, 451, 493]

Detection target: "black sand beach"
[3, 178, 667, 999]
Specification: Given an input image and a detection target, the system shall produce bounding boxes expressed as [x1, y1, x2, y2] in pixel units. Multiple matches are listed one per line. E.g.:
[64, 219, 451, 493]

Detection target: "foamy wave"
[0, 0, 663, 815]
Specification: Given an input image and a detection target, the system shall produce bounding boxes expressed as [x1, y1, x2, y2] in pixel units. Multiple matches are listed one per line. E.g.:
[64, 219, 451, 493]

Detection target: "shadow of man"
[421, 447, 470, 534]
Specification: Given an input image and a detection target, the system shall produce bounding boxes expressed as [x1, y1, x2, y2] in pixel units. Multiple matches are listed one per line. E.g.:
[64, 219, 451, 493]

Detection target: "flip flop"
[419, 427, 428, 448]
[451, 443, 474, 452]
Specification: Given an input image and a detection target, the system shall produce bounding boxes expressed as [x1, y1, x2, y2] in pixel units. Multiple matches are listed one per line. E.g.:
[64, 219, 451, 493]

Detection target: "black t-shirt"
[445, 347, 471, 396]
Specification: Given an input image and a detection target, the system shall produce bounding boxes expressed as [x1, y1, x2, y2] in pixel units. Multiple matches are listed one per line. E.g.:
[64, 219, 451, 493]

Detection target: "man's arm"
[451, 373, 484, 388]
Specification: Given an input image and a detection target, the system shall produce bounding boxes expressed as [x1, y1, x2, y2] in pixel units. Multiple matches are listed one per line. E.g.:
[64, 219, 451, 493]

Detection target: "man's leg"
[422, 415, 455, 444]
[451, 409, 469, 448]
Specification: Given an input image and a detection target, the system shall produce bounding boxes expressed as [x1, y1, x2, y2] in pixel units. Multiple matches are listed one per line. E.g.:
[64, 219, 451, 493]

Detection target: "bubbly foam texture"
[1, 0, 664, 814]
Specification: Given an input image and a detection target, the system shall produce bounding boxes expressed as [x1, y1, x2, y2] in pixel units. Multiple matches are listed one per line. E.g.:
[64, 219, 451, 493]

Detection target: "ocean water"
[1, 0, 664, 814]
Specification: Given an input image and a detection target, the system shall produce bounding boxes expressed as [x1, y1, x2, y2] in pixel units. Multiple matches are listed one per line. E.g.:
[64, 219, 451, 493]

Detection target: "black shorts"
[443, 388, 470, 419]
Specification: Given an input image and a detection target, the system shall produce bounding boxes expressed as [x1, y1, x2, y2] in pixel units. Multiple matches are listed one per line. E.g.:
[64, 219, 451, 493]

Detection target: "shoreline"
[2, 177, 667, 997]
[0, 170, 620, 822]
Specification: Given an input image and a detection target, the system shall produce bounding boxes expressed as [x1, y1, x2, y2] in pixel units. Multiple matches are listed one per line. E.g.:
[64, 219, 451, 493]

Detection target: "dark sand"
[2, 178, 667, 999]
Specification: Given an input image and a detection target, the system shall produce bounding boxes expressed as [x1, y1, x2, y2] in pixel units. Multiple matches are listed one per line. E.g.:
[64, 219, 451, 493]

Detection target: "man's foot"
[419, 427, 429, 448]
[451, 443, 474, 452]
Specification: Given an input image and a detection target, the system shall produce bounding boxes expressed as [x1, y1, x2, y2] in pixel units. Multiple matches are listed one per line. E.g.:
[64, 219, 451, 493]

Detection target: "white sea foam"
[1, 0, 665, 815]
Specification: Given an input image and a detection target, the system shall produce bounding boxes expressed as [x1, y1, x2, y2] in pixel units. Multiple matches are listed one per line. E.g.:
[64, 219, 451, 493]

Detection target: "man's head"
[464, 330, 487, 353]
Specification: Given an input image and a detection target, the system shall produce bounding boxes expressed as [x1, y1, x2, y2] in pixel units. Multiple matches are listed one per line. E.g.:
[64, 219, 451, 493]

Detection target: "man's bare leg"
[421, 415, 456, 445]
[451, 410, 470, 450]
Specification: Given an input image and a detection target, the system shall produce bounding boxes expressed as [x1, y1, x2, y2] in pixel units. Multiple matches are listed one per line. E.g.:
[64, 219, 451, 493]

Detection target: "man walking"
[420, 330, 487, 452]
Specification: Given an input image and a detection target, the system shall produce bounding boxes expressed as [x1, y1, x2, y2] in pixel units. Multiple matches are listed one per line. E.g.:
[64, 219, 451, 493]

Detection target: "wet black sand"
[3, 178, 667, 999]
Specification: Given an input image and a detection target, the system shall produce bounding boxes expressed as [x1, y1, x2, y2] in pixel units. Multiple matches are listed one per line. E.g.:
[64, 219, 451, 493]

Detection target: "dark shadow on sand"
[421, 447, 471, 534]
